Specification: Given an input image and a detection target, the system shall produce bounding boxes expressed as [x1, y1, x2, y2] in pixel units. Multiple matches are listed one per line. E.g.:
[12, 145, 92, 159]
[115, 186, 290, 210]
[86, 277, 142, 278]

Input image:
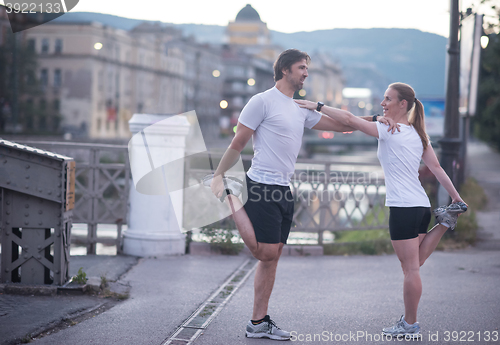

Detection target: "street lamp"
[438, 0, 461, 203]
[480, 35, 489, 49]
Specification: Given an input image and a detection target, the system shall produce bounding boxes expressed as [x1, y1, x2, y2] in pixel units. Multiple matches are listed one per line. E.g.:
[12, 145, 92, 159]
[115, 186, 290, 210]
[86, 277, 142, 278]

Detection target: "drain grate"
[161, 258, 257, 345]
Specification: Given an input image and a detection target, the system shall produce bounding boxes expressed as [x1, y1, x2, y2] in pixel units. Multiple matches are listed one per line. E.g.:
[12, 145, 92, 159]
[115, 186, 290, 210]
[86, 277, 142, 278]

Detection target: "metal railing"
[8, 142, 387, 251]
[190, 154, 388, 244]
[17, 141, 130, 255]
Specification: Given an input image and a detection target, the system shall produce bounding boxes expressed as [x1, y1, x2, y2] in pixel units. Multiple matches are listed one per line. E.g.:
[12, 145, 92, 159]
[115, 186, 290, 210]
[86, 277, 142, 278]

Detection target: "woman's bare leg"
[392, 237, 422, 325]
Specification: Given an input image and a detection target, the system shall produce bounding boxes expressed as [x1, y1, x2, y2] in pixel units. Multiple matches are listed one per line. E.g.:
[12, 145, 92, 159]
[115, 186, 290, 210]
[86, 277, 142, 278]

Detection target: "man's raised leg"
[224, 194, 280, 261]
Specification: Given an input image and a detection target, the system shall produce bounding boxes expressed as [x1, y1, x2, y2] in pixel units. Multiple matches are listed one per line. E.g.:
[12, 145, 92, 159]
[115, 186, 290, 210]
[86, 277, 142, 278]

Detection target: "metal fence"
[17, 141, 130, 255]
[6, 142, 388, 251]
[196, 155, 388, 244]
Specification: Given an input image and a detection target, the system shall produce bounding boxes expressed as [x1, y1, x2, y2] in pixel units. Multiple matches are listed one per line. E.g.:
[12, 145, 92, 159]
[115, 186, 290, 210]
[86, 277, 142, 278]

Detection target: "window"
[54, 69, 62, 88]
[108, 71, 113, 93]
[40, 69, 48, 87]
[53, 99, 60, 112]
[98, 71, 103, 91]
[232, 82, 244, 91]
[41, 38, 49, 54]
[26, 70, 35, 84]
[27, 39, 35, 52]
[55, 39, 63, 54]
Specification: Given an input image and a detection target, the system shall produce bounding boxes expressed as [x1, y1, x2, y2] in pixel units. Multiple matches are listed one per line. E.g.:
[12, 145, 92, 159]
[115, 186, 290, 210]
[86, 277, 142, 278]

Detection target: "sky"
[1, 0, 495, 37]
[73, 0, 452, 37]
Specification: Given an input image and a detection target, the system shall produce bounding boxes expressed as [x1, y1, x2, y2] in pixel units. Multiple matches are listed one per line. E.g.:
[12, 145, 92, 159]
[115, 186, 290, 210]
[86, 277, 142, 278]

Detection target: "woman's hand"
[295, 99, 317, 110]
[378, 116, 401, 134]
[452, 196, 467, 206]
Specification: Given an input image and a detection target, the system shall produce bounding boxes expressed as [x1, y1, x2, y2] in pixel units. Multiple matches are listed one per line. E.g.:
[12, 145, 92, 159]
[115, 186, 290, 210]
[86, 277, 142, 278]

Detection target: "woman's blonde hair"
[389, 82, 429, 150]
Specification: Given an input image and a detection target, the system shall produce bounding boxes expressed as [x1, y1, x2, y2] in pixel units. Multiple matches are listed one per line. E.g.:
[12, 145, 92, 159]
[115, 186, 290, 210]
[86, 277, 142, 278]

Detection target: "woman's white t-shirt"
[376, 122, 431, 207]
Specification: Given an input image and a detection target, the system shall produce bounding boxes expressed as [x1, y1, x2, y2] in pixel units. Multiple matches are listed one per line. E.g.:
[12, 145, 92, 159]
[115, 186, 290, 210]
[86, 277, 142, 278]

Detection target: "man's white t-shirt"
[238, 86, 321, 186]
[376, 122, 431, 207]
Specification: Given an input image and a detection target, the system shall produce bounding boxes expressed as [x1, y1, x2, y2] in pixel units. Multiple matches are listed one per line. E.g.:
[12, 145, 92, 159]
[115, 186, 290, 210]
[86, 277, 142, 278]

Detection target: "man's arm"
[211, 122, 254, 198]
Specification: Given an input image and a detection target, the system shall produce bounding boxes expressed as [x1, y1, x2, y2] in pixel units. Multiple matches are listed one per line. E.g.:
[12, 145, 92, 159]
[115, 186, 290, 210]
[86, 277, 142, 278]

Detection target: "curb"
[0, 283, 58, 296]
[189, 242, 324, 256]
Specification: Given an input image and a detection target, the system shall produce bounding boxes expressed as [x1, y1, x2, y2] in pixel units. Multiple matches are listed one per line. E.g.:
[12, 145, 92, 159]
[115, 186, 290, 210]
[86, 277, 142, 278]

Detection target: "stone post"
[122, 114, 189, 256]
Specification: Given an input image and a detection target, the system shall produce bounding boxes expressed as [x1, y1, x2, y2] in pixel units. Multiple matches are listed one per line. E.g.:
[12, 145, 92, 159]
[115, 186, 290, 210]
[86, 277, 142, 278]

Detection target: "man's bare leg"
[252, 243, 283, 320]
[225, 194, 257, 254]
[224, 194, 279, 261]
[223, 195, 283, 321]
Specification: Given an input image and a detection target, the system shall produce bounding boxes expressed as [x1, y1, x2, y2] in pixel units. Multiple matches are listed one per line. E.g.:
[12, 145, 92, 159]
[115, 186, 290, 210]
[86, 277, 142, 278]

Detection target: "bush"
[199, 228, 244, 255]
[436, 177, 487, 249]
[324, 239, 394, 256]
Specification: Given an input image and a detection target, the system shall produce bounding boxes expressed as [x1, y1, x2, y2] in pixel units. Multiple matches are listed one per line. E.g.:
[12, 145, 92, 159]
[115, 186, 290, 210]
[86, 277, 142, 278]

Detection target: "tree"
[472, 0, 500, 150]
[0, 10, 61, 134]
[474, 32, 500, 150]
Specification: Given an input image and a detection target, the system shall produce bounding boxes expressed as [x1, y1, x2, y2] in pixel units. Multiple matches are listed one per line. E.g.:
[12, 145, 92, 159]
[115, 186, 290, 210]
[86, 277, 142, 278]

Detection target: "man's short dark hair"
[273, 49, 310, 81]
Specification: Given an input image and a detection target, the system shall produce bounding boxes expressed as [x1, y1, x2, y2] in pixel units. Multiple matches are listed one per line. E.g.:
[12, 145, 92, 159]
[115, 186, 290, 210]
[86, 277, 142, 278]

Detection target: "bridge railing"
[7, 142, 387, 250]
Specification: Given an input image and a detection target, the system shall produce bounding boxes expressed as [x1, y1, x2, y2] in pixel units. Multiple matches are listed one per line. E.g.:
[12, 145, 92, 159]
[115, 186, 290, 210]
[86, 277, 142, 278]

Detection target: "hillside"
[54, 12, 447, 97]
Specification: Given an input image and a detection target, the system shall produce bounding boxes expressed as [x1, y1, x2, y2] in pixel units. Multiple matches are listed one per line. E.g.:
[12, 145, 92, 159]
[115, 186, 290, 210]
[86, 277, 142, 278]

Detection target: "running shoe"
[202, 173, 243, 202]
[245, 315, 291, 341]
[433, 201, 468, 230]
[383, 315, 421, 339]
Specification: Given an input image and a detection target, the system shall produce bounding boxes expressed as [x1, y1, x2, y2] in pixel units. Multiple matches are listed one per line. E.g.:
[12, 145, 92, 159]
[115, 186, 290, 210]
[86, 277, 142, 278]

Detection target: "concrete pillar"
[122, 114, 189, 257]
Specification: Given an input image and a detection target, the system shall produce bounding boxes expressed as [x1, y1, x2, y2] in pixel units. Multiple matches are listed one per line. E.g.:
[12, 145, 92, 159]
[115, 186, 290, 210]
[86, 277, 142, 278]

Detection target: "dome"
[235, 4, 261, 22]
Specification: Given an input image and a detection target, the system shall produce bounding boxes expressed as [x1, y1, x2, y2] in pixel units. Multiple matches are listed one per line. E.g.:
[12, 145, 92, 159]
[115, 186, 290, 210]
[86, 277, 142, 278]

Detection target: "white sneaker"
[245, 315, 290, 341]
[383, 315, 421, 339]
[433, 201, 468, 230]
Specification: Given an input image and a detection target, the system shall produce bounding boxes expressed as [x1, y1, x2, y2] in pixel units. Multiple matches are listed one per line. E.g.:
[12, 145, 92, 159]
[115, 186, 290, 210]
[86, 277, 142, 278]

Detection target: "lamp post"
[439, 0, 461, 199]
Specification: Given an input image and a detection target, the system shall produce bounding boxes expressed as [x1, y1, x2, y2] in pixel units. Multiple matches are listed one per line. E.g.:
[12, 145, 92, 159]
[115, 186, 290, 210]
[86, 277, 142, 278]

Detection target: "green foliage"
[0, 31, 61, 134]
[474, 32, 500, 150]
[199, 228, 244, 255]
[459, 177, 488, 211]
[74, 267, 88, 285]
[436, 177, 487, 249]
[333, 229, 390, 243]
[324, 239, 394, 256]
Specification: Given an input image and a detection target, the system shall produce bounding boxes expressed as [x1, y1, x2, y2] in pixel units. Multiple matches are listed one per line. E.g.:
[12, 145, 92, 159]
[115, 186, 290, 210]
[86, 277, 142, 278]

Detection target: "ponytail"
[388, 82, 430, 150]
[408, 99, 429, 150]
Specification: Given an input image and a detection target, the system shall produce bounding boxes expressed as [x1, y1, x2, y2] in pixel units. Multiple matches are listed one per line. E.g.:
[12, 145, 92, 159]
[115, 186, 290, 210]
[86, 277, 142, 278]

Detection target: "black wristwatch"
[316, 101, 324, 112]
[372, 114, 380, 122]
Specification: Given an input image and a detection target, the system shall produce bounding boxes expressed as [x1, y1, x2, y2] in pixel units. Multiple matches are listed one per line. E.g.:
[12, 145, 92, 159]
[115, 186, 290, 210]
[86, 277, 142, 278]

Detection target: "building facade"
[24, 21, 185, 139]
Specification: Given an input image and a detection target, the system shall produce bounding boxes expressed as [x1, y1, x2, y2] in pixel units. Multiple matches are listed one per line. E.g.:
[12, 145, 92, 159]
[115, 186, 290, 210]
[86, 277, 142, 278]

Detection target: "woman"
[296, 82, 466, 338]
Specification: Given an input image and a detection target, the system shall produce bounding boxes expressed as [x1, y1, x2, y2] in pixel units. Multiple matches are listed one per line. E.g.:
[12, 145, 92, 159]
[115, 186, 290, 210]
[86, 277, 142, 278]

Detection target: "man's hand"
[378, 117, 401, 134]
[295, 99, 317, 110]
[210, 174, 226, 199]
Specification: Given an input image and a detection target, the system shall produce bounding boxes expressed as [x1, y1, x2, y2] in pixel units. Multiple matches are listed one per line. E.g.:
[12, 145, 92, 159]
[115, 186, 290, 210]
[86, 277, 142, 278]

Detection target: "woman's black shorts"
[243, 175, 294, 244]
[389, 207, 431, 241]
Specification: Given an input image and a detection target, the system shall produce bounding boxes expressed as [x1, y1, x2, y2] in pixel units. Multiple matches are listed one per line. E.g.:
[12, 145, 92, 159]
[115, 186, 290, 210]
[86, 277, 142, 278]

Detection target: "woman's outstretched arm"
[295, 99, 399, 138]
[422, 144, 465, 204]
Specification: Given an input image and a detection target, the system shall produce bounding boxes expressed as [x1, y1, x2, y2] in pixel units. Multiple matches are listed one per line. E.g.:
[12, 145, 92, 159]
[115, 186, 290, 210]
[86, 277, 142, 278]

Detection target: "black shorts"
[243, 175, 294, 244]
[389, 207, 431, 241]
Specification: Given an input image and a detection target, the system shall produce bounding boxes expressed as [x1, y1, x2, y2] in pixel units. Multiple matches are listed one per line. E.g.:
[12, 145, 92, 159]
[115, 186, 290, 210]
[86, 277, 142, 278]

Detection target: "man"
[204, 49, 396, 340]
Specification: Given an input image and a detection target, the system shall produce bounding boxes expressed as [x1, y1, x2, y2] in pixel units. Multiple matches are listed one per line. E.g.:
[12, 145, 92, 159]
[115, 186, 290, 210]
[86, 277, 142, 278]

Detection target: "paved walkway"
[467, 139, 500, 249]
[0, 140, 499, 345]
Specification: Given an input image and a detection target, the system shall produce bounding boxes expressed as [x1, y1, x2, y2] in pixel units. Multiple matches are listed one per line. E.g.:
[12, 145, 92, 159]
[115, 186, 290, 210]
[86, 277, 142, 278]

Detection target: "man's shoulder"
[253, 87, 276, 100]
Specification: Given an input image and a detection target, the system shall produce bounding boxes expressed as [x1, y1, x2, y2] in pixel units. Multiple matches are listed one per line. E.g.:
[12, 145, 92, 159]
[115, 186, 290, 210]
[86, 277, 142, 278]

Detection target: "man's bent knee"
[254, 243, 280, 262]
